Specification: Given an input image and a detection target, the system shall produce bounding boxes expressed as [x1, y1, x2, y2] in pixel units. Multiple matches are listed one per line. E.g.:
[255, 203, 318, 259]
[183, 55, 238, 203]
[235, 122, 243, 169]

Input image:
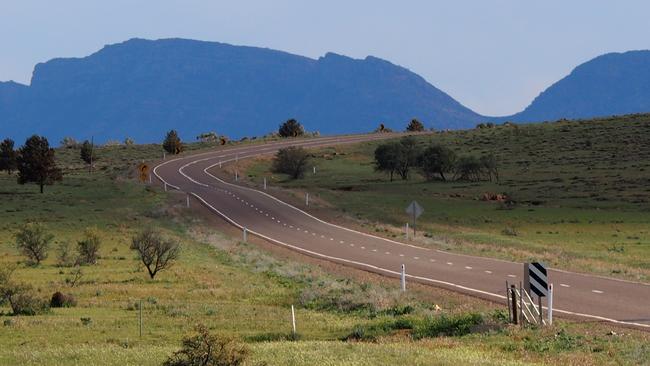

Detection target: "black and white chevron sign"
[528, 262, 548, 297]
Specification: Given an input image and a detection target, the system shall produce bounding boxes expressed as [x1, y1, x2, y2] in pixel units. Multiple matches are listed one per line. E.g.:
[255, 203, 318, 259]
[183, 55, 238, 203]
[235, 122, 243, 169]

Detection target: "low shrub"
[246, 332, 300, 342]
[412, 313, 483, 339]
[10, 292, 50, 316]
[50, 291, 77, 308]
[163, 324, 249, 366]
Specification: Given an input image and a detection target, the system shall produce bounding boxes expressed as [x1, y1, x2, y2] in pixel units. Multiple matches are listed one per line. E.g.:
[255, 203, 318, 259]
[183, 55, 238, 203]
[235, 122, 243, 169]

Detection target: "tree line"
[374, 137, 499, 182]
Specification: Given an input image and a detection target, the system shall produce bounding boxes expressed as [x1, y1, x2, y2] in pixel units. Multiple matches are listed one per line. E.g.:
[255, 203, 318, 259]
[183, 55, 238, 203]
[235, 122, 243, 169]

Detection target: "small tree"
[455, 156, 483, 181]
[80, 140, 94, 165]
[17, 135, 63, 193]
[406, 119, 425, 132]
[124, 137, 135, 146]
[374, 142, 401, 181]
[0, 264, 49, 315]
[272, 146, 310, 179]
[395, 137, 421, 180]
[130, 229, 180, 279]
[480, 154, 499, 182]
[163, 130, 183, 155]
[76, 228, 101, 265]
[163, 324, 249, 366]
[15, 223, 53, 265]
[0, 138, 17, 174]
[278, 119, 305, 138]
[419, 144, 457, 181]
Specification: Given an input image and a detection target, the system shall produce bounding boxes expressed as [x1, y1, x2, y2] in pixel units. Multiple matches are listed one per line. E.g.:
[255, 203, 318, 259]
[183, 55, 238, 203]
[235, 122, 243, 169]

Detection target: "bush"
[10, 292, 50, 316]
[15, 223, 53, 265]
[406, 118, 425, 132]
[56, 241, 74, 267]
[76, 228, 101, 265]
[50, 291, 77, 308]
[271, 147, 310, 179]
[163, 324, 249, 366]
[278, 119, 305, 138]
[412, 313, 483, 339]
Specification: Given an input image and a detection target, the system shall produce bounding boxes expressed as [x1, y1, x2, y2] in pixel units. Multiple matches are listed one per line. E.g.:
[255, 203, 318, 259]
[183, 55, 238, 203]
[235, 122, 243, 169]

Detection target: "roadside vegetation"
[245, 114, 650, 283]
[1, 122, 649, 365]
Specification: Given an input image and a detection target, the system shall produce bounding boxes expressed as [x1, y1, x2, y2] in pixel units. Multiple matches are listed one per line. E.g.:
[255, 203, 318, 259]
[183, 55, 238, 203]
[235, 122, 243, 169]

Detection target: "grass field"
[1, 135, 649, 365]
[245, 114, 650, 283]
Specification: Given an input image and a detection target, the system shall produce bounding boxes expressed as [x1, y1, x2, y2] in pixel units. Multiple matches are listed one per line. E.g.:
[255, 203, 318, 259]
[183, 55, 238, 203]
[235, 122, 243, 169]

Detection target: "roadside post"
[243, 228, 248, 242]
[400, 264, 406, 291]
[405, 223, 409, 240]
[186, 194, 190, 208]
[291, 305, 297, 336]
[164, 182, 168, 192]
[163, 152, 166, 160]
[139, 299, 143, 337]
[405, 201, 424, 237]
[263, 177, 267, 190]
[305, 193, 309, 206]
[524, 262, 549, 325]
[548, 284, 554, 325]
[219, 161, 222, 168]
[313, 166, 316, 175]
[235, 170, 238, 181]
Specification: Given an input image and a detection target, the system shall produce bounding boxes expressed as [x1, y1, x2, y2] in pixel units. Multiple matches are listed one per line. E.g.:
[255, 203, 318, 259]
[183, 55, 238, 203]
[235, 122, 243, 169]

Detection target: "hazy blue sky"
[2, 1, 649, 116]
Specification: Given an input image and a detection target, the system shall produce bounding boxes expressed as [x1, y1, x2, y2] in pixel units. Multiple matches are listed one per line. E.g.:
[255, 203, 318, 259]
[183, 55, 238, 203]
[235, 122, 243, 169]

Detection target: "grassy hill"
[245, 114, 650, 283]
[0, 135, 648, 365]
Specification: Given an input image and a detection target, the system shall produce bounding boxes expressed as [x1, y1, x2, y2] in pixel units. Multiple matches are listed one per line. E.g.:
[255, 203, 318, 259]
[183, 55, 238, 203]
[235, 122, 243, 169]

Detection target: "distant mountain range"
[1, 38, 650, 144]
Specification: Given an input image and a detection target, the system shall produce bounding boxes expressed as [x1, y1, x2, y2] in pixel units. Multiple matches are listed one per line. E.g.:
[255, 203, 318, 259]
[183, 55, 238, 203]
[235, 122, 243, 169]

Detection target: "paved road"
[154, 134, 650, 329]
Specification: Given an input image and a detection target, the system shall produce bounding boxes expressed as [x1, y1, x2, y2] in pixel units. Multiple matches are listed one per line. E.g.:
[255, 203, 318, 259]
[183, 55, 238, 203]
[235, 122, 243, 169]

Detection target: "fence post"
[519, 282, 524, 327]
[510, 284, 518, 325]
[400, 264, 406, 291]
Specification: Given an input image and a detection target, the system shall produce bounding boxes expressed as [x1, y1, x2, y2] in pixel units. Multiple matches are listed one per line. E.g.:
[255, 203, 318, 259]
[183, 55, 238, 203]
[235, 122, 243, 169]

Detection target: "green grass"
[245, 114, 650, 282]
[1, 132, 649, 365]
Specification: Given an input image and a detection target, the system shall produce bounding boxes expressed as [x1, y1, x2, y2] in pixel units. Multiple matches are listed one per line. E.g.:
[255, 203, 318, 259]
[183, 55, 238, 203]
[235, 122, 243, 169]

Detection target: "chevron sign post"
[527, 262, 548, 297]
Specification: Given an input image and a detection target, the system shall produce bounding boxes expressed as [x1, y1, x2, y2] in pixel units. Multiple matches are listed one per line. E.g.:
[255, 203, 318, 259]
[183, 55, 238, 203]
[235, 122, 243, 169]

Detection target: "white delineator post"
[164, 182, 168, 192]
[243, 228, 248, 243]
[313, 166, 316, 174]
[219, 161, 222, 168]
[235, 171, 238, 181]
[548, 283, 553, 325]
[305, 193, 309, 206]
[163, 152, 166, 160]
[263, 177, 267, 190]
[291, 305, 297, 336]
[186, 195, 190, 208]
[400, 264, 406, 291]
[405, 223, 409, 240]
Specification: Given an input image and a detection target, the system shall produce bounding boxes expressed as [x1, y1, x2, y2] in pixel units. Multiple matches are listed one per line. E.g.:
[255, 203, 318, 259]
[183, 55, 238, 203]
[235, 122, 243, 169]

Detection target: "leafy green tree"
[419, 144, 457, 181]
[272, 146, 310, 179]
[455, 156, 483, 181]
[17, 135, 63, 193]
[278, 119, 305, 137]
[163, 130, 183, 155]
[480, 154, 499, 182]
[0, 138, 17, 174]
[374, 143, 401, 181]
[124, 137, 135, 146]
[406, 118, 425, 132]
[130, 229, 180, 279]
[15, 223, 54, 265]
[80, 140, 93, 165]
[395, 137, 421, 180]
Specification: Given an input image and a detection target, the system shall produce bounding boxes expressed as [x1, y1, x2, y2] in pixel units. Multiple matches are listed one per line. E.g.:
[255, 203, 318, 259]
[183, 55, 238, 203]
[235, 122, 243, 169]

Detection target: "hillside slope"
[498, 51, 650, 122]
[0, 38, 482, 144]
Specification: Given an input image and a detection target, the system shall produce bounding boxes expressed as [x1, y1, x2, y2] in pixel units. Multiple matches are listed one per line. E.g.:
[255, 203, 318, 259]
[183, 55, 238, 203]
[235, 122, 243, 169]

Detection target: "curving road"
[153, 134, 650, 329]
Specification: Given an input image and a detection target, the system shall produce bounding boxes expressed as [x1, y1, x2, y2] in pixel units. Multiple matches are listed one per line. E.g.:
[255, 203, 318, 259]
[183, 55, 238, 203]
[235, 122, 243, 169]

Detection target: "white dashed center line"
[447, 262, 453, 265]
[465, 266, 472, 270]
[592, 290, 604, 294]
[484, 270, 492, 274]
[560, 284, 570, 288]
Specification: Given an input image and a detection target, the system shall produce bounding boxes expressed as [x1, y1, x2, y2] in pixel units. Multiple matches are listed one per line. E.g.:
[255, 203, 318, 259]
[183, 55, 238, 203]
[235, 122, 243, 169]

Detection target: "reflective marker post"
[263, 177, 267, 190]
[186, 195, 190, 208]
[164, 183, 168, 192]
[291, 305, 297, 336]
[405, 223, 409, 240]
[305, 193, 309, 206]
[400, 264, 406, 291]
[548, 283, 554, 325]
[243, 228, 248, 243]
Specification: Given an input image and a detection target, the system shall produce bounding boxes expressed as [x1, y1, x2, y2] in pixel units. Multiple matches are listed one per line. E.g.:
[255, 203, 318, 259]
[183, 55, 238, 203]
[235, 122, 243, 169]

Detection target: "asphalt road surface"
[154, 134, 650, 329]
